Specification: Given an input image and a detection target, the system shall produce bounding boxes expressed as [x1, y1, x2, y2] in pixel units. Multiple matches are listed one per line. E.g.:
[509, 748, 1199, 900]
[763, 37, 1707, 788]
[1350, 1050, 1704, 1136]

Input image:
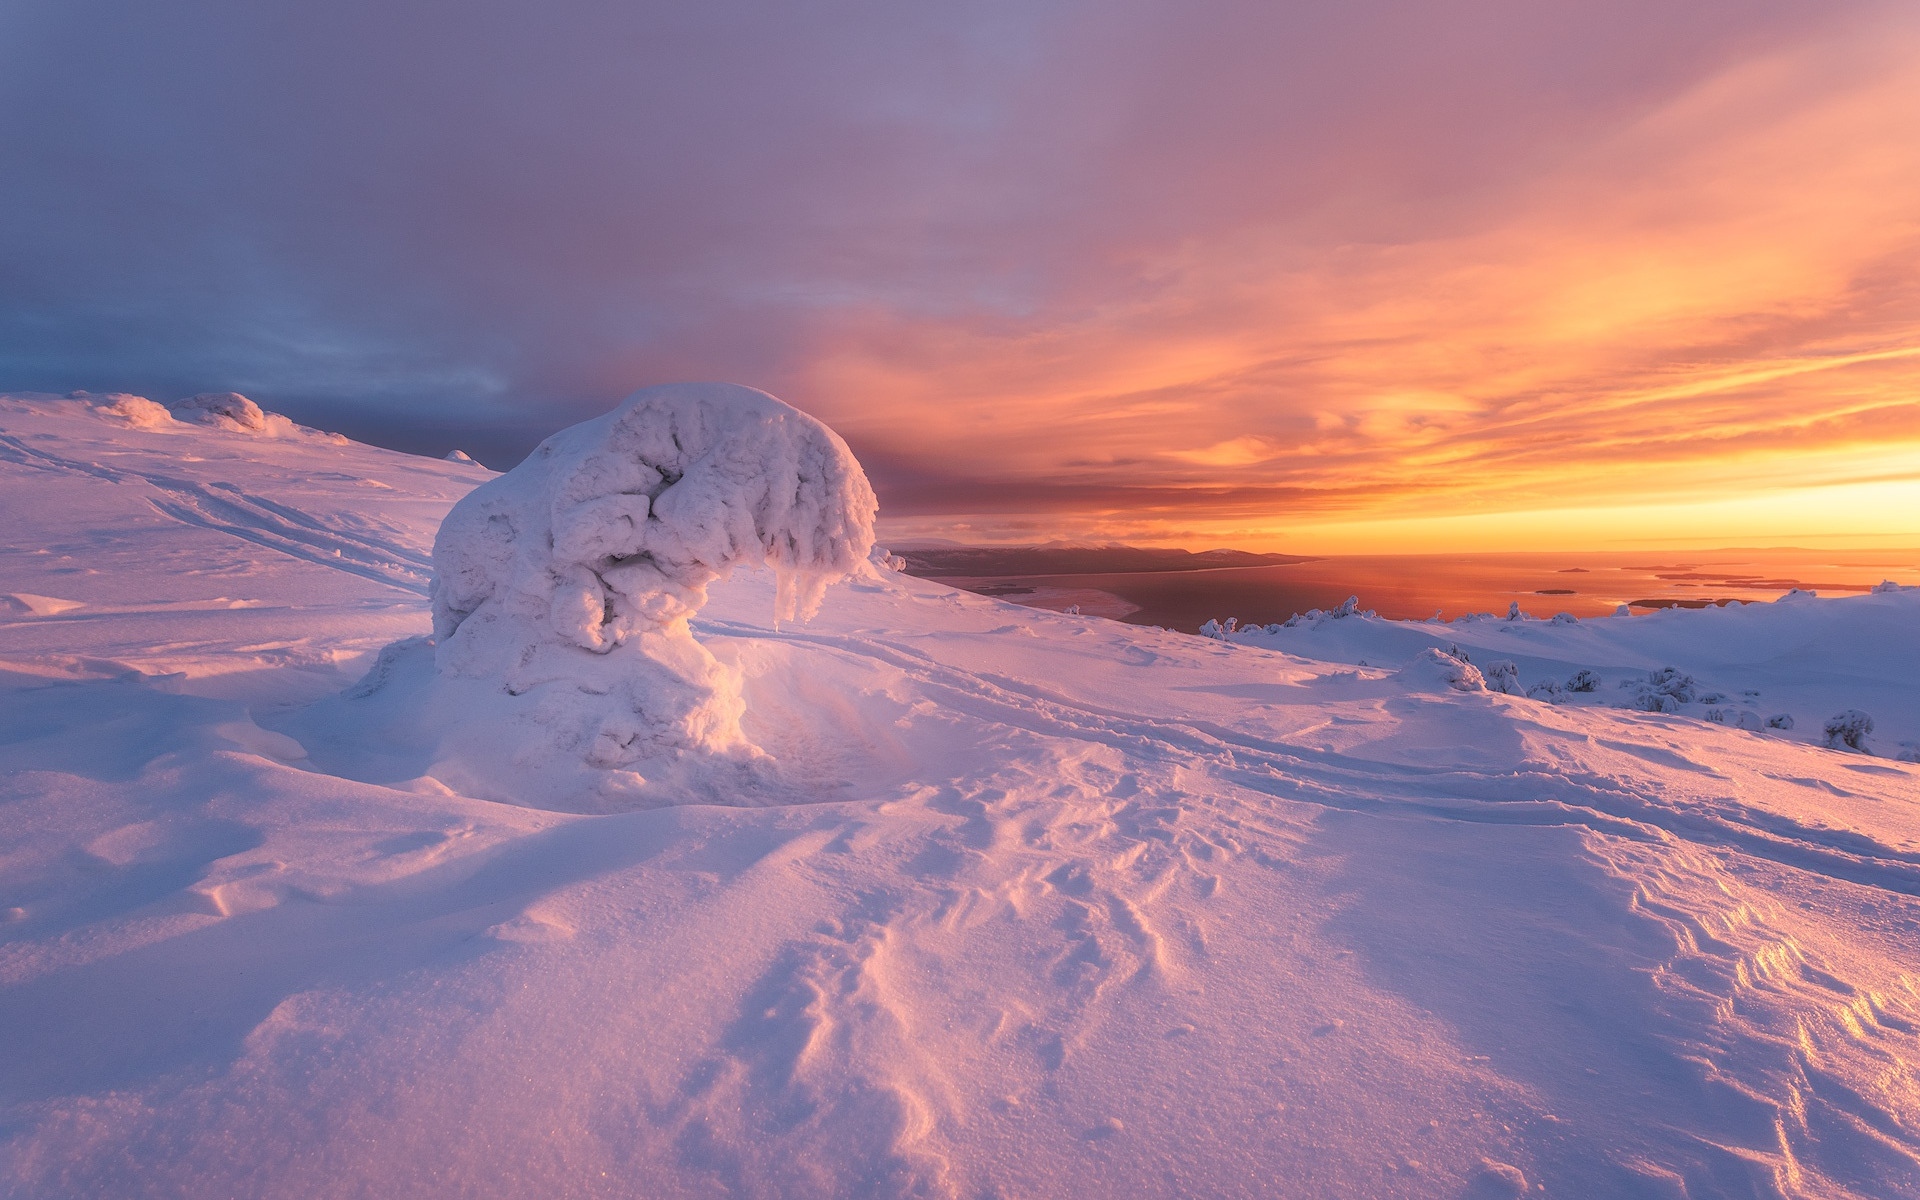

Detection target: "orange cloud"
[814, 14, 1920, 551]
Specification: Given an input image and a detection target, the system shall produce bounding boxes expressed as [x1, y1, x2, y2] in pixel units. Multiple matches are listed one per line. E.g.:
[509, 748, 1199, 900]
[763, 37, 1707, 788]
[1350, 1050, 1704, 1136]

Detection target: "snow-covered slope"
[4, 394, 1920, 1199]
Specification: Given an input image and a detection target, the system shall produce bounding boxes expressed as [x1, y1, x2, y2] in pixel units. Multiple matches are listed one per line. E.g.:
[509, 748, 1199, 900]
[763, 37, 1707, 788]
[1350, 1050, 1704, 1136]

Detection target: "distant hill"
[894, 544, 1318, 576]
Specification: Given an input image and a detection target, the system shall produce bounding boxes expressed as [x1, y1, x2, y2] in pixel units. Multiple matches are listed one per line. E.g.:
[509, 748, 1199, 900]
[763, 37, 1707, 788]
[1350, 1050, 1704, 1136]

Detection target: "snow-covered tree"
[423, 382, 877, 805]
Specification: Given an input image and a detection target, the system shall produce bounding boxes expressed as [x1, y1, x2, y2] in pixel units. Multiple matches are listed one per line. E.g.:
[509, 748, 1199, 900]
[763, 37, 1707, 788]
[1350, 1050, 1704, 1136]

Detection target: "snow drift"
[169, 391, 303, 437]
[407, 382, 877, 808]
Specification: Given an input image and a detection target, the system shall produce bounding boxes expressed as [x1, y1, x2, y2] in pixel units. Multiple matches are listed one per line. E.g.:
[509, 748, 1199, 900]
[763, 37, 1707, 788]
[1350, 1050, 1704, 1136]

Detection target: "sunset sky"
[3, 0, 1917, 551]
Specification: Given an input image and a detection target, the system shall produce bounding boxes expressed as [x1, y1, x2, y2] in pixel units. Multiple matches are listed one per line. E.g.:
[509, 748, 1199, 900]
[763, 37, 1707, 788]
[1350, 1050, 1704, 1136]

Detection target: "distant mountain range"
[892, 544, 1319, 577]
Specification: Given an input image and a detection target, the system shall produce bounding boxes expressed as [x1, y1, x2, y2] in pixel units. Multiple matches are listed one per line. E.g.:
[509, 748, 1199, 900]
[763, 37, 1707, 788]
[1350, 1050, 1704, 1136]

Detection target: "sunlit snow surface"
[4, 393, 1920, 1198]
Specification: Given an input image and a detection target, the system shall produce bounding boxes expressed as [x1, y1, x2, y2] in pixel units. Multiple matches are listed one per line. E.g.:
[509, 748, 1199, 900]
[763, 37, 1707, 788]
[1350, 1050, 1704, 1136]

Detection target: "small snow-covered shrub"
[1776, 588, 1817, 602]
[1330, 596, 1360, 619]
[1767, 713, 1795, 731]
[446, 449, 477, 464]
[1614, 604, 1631, 616]
[1703, 708, 1728, 724]
[1822, 710, 1874, 752]
[1483, 660, 1521, 695]
[1505, 602, 1524, 621]
[1873, 580, 1906, 594]
[1551, 612, 1577, 625]
[416, 382, 877, 808]
[1565, 669, 1601, 693]
[1896, 742, 1920, 763]
[870, 546, 908, 572]
[1736, 711, 1765, 732]
[1199, 618, 1228, 639]
[1397, 647, 1485, 692]
[1525, 679, 1564, 703]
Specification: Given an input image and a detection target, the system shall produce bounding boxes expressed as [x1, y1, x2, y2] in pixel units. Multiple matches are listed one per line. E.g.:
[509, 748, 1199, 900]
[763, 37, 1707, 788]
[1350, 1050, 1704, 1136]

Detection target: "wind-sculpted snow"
[415, 383, 877, 808]
[172, 391, 275, 434]
[7, 396, 1920, 1198]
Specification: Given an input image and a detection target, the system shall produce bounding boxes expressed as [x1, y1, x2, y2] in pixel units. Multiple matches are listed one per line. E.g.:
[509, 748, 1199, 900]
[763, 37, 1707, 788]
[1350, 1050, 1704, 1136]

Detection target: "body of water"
[937, 548, 1920, 632]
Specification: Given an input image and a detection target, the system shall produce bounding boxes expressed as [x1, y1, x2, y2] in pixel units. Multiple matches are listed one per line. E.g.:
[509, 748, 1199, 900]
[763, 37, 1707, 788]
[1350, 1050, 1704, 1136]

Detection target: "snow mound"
[1396, 646, 1486, 692]
[91, 393, 175, 429]
[170, 391, 299, 437]
[414, 382, 877, 808]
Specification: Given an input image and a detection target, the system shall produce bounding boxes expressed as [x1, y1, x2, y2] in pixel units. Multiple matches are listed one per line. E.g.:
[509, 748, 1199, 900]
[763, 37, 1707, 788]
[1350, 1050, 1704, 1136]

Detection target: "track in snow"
[0, 432, 431, 594]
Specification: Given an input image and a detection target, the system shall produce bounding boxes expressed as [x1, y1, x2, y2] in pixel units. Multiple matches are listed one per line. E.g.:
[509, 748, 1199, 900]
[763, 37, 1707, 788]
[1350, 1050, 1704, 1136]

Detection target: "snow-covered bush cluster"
[419, 382, 877, 806]
[1205, 595, 1378, 637]
[1822, 709, 1874, 752]
[1483, 660, 1522, 695]
[1623, 666, 1699, 714]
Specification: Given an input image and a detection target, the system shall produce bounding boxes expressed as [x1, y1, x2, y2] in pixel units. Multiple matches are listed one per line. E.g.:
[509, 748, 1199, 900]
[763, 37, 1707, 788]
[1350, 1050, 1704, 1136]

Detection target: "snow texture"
[417, 382, 877, 807]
